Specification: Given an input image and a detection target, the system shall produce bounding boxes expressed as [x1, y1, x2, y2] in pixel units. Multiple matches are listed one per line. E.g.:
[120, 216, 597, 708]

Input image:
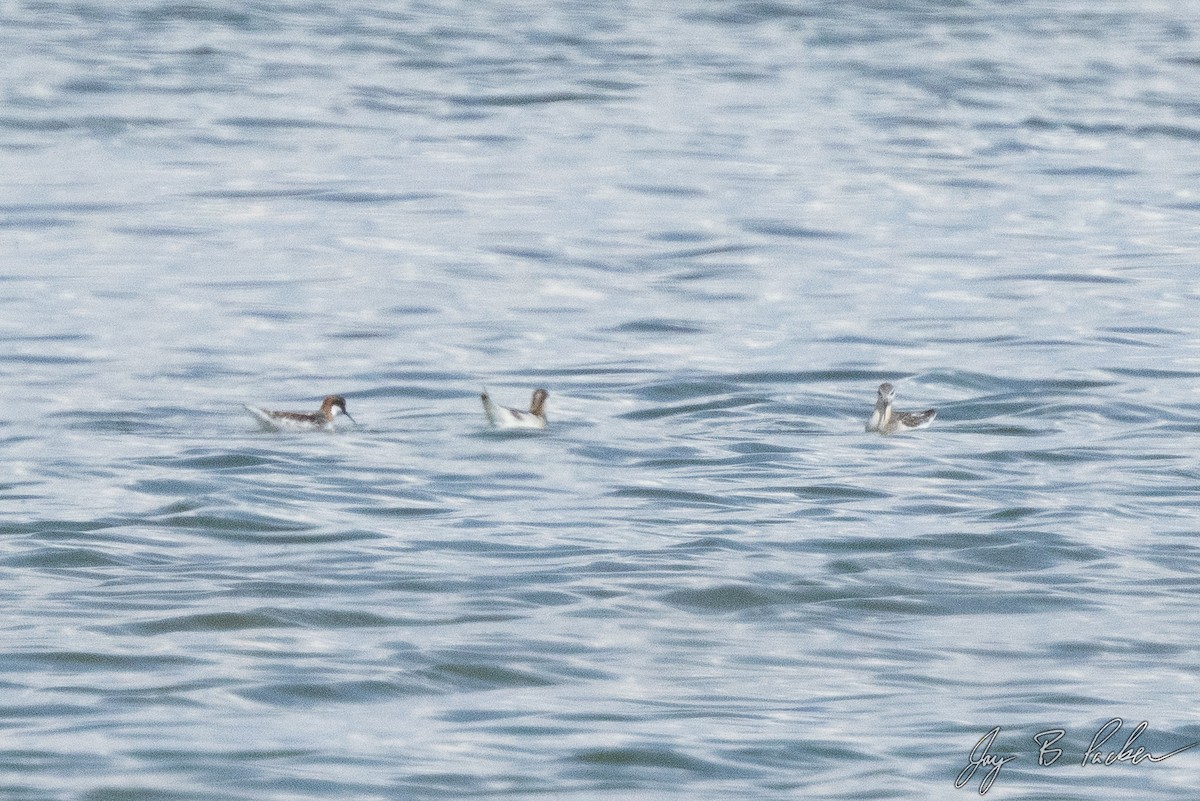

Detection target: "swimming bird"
[866, 382, 936, 434]
[481, 387, 548, 429]
[244, 394, 355, 432]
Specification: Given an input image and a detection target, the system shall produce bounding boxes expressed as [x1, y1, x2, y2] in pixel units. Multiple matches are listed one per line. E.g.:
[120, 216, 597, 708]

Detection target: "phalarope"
[866, 383, 936, 434]
[244, 394, 355, 432]
[481, 387, 548, 429]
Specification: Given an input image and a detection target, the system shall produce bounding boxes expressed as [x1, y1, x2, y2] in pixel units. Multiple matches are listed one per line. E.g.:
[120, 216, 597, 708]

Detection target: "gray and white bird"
[245, 394, 355, 432]
[865, 383, 935, 434]
[481, 388, 548, 429]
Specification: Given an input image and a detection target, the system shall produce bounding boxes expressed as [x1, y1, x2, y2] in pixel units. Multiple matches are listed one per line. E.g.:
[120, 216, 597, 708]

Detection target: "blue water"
[4, 2, 1200, 799]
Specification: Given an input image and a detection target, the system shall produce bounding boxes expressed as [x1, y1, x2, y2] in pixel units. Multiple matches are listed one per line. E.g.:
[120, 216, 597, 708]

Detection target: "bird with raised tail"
[244, 394, 356, 432]
[866, 383, 936, 434]
[481, 388, 548, 429]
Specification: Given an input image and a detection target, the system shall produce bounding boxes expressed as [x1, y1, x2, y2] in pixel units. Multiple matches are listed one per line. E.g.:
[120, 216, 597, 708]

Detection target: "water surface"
[4, 2, 1200, 799]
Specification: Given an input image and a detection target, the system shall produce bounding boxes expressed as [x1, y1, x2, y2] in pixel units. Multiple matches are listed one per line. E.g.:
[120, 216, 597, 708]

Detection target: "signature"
[956, 718, 1198, 795]
[955, 726, 1015, 794]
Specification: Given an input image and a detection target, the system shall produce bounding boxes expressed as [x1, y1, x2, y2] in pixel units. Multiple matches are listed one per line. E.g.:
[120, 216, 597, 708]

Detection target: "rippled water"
[4, 2, 1200, 799]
